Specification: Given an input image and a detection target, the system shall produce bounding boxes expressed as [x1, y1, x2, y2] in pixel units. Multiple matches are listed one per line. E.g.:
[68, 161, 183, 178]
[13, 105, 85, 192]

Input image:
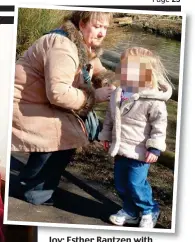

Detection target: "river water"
[102, 26, 181, 82]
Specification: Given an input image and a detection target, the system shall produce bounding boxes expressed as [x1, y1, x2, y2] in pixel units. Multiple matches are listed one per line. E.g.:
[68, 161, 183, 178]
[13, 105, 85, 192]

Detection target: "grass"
[16, 8, 70, 57]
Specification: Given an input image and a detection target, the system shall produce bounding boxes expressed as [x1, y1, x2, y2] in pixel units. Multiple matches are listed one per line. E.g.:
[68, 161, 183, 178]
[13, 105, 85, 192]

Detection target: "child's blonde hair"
[119, 47, 173, 90]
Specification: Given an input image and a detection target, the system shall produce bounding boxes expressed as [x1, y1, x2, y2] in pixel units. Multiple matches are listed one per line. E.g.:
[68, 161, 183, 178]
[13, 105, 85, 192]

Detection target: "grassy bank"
[16, 8, 70, 58]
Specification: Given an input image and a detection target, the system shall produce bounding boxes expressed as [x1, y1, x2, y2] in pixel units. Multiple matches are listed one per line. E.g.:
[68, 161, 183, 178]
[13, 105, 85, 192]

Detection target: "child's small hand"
[102, 141, 110, 151]
[145, 151, 158, 163]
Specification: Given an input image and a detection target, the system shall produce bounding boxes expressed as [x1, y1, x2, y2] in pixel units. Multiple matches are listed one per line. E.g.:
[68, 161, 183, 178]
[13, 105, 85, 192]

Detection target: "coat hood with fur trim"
[61, 20, 115, 89]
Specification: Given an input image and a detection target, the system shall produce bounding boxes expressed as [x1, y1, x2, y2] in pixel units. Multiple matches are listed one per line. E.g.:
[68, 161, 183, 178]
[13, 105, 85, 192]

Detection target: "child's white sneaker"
[109, 209, 139, 226]
[139, 211, 160, 228]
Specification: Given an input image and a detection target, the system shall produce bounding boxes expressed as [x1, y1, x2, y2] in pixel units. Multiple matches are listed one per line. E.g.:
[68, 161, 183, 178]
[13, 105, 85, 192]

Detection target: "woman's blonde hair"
[120, 47, 173, 90]
[65, 11, 113, 29]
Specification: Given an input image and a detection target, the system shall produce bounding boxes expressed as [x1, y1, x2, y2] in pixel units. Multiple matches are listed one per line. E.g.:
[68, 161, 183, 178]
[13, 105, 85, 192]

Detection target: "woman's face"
[79, 17, 109, 48]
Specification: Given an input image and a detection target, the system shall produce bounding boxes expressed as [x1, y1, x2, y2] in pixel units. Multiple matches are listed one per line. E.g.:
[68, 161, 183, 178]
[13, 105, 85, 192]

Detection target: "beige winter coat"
[12, 21, 114, 152]
[98, 86, 172, 161]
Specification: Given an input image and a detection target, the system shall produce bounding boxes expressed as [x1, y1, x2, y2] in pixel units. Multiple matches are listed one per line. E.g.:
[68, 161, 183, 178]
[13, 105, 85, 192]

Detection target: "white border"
[0, 10, 15, 176]
[3, 2, 18, 224]
[0, 12, 14, 16]
[170, 13, 186, 234]
[9, 3, 184, 16]
[3, 4, 186, 235]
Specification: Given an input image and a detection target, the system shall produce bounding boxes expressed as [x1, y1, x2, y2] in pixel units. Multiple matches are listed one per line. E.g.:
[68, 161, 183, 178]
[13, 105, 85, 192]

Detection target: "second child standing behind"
[98, 47, 173, 229]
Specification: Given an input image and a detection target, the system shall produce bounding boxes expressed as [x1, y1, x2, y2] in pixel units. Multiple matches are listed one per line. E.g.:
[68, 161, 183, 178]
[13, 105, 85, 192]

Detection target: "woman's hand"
[145, 152, 158, 163]
[95, 85, 116, 103]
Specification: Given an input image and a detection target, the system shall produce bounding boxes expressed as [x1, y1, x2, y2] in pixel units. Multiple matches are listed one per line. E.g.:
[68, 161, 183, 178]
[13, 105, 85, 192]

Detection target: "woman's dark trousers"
[18, 149, 75, 205]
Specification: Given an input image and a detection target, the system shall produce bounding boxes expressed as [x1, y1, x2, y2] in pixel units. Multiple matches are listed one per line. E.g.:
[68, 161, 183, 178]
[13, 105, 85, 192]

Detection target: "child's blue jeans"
[114, 155, 159, 217]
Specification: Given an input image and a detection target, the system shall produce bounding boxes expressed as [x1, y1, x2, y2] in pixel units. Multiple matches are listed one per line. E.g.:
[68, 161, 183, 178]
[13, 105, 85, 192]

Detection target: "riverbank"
[113, 14, 182, 41]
